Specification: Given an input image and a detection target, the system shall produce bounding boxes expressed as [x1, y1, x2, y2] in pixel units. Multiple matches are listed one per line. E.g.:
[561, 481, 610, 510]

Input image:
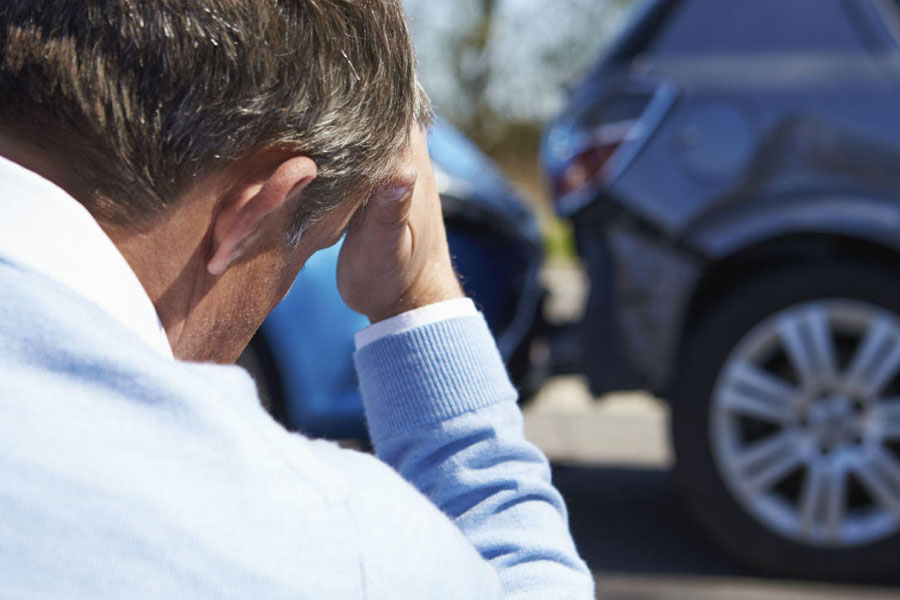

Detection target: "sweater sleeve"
[354, 313, 594, 599]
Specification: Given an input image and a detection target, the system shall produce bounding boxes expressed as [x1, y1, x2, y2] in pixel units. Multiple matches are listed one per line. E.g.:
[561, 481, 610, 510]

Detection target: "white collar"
[0, 155, 174, 358]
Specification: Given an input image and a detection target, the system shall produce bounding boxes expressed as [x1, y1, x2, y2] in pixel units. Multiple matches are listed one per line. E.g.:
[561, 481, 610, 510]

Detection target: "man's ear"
[208, 155, 317, 276]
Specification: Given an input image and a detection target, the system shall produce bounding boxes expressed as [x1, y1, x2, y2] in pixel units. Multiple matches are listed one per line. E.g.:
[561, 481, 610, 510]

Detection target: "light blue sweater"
[0, 259, 593, 599]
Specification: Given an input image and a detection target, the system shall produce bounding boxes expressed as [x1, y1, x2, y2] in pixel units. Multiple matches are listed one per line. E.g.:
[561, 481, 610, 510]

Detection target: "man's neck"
[0, 140, 219, 359]
[0, 139, 89, 208]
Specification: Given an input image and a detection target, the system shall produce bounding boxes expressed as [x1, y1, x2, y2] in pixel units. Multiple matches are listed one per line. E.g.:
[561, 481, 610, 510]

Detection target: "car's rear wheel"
[671, 262, 900, 580]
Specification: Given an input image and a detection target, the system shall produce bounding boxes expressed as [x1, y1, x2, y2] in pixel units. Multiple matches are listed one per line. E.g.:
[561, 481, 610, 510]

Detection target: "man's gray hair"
[0, 0, 431, 238]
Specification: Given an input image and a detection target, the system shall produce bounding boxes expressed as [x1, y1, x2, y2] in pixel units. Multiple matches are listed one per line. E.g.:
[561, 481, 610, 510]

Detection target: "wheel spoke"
[844, 318, 900, 399]
[855, 447, 900, 517]
[733, 431, 804, 494]
[875, 399, 900, 439]
[720, 361, 798, 423]
[798, 465, 846, 542]
[777, 306, 837, 388]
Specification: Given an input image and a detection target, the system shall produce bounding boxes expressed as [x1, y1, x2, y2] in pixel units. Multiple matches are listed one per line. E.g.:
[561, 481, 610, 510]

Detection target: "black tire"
[671, 261, 900, 581]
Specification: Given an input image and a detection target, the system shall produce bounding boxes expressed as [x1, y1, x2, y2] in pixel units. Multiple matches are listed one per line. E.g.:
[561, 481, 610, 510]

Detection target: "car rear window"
[648, 0, 872, 56]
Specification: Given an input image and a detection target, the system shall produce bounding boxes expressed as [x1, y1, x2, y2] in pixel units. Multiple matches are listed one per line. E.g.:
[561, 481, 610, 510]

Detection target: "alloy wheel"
[711, 299, 900, 548]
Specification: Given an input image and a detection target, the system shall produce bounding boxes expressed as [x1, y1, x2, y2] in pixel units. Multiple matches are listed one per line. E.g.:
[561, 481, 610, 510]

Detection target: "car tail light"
[553, 119, 639, 199]
[544, 81, 676, 216]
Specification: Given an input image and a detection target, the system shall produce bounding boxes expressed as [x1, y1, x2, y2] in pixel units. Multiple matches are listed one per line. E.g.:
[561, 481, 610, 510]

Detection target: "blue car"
[239, 119, 545, 440]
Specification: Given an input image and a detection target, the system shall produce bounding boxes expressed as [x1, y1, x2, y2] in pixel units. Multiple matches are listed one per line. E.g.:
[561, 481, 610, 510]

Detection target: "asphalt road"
[557, 463, 900, 599]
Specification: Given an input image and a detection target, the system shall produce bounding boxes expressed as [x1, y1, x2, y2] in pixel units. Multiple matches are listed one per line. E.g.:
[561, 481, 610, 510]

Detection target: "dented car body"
[544, 0, 900, 397]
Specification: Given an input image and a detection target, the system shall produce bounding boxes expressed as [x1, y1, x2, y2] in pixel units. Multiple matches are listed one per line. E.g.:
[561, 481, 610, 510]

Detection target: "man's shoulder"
[0, 258, 253, 407]
[0, 259, 369, 598]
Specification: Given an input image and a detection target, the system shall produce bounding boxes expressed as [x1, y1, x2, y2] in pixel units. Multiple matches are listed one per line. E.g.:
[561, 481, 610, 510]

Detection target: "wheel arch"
[665, 200, 900, 397]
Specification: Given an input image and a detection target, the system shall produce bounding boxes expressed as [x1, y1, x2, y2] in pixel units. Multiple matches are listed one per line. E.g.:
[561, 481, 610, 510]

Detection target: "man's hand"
[337, 127, 464, 323]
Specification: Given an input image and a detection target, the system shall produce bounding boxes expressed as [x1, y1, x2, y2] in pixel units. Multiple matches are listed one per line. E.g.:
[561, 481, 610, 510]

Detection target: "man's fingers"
[340, 178, 416, 283]
[336, 125, 463, 322]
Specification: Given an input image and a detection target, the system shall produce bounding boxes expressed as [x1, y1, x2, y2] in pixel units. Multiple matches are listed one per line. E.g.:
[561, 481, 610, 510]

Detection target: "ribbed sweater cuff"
[354, 313, 517, 446]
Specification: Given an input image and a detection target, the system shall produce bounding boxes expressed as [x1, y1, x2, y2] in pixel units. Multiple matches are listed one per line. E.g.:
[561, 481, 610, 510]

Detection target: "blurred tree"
[404, 0, 635, 152]
[448, 0, 497, 145]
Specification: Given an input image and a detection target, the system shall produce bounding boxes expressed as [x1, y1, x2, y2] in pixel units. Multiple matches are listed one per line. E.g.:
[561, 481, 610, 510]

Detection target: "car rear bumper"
[574, 208, 701, 396]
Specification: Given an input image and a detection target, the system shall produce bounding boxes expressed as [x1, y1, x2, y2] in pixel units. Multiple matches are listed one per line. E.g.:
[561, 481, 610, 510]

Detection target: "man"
[0, 2, 593, 598]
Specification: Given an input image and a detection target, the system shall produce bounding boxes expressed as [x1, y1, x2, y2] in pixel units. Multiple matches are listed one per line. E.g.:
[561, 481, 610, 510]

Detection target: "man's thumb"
[366, 167, 417, 230]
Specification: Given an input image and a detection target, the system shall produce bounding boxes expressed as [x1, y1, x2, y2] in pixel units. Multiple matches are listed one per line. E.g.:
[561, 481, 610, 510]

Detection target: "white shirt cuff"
[354, 298, 478, 350]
